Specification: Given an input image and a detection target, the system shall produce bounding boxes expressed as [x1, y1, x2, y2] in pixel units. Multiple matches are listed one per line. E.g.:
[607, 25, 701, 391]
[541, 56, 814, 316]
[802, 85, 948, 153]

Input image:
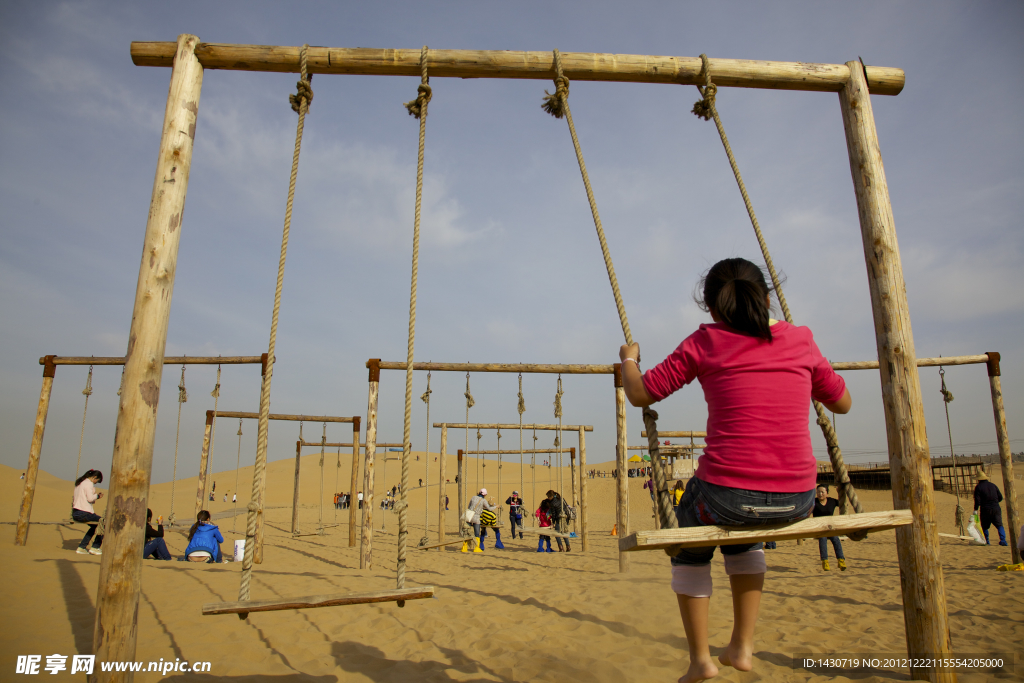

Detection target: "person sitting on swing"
[506, 491, 525, 539]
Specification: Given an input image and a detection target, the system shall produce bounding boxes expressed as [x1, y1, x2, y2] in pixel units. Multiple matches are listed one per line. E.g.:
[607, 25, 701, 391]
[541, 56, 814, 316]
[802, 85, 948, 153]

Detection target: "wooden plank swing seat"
[619, 510, 913, 552]
[202, 586, 435, 617]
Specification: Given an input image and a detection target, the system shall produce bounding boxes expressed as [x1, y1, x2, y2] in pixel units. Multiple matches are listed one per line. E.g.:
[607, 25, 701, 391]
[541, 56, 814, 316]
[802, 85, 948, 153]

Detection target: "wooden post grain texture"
[986, 353, 1020, 564]
[15, 357, 56, 545]
[194, 414, 213, 521]
[91, 33, 203, 680]
[570, 448, 578, 535]
[438, 425, 447, 547]
[291, 440, 302, 534]
[130, 42, 906, 96]
[840, 60, 953, 681]
[579, 427, 588, 552]
[362, 361, 379, 560]
[614, 365, 629, 573]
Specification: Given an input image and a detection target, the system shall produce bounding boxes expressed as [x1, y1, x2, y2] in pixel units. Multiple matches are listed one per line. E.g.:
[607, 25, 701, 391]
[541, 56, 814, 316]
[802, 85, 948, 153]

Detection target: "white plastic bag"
[966, 513, 986, 545]
[464, 509, 475, 525]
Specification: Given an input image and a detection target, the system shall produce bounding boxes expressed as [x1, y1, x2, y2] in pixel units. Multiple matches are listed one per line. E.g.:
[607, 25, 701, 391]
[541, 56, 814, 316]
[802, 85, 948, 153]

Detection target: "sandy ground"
[2, 457, 1021, 682]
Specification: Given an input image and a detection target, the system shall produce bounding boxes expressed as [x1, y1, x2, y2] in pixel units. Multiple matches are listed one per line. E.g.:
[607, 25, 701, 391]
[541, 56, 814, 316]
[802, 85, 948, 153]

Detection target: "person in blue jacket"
[184, 510, 224, 563]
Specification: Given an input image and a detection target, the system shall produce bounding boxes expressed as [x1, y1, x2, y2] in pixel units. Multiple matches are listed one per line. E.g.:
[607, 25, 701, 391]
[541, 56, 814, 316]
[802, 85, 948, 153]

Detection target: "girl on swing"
[619, 258, 851, 683]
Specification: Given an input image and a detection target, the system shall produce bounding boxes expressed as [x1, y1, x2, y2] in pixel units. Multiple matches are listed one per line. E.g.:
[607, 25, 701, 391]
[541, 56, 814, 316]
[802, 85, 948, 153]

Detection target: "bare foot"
[718, 643, 753, 672]
[678, 659, 718, 683]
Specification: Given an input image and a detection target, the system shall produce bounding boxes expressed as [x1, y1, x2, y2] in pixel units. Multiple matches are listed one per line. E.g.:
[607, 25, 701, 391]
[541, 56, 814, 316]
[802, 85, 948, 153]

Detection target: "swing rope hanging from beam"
[168, 364, 187, 526]
[419, 372, 432, 547]
[690, 54, 865, 525]
[939, 364, 967, 535]
[210, 45, 431, 617]
[73, 363, 94, 486]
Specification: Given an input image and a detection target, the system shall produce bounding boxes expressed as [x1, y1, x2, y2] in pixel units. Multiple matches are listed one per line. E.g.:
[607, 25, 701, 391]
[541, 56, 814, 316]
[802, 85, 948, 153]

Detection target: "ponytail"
[695, 258, 776, 341]
[189, 510, 211, 541]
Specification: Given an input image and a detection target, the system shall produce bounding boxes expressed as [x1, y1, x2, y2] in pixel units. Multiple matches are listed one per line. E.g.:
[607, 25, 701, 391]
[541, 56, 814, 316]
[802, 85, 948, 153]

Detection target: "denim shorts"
[671, 477, 814, 566]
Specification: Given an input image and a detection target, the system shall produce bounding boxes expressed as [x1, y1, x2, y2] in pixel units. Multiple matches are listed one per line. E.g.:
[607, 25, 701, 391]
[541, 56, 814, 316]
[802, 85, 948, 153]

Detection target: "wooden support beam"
[620, 510, 913, 552]
[92, 34, 203, 678]
[434, 423, 593, 431]
[840, 60, 953, 678]
[438, 425, 447, 548]
[131, 42, 906, 96]
[14, 356, 56, 546]
[202, 586, 435, 617]
[212, 410, 356, 423]
[41, 355, 263, 366]
[464, 448, 575, 455]
[195, 412, 214, 520]
[291, 440, 302, 534]
[641, 431, 706, 438]
[417, 537, 466, 550]
[614, 364, 629, 573]
[987, 353, 1021, 565]
[298, 441, 403, 449]
[375, 360, 614, 374]
[831, 354, 989, 371]
[519, 526, 572, 539]
[361, 361, 378, 559]
[579, 427, 588, 553]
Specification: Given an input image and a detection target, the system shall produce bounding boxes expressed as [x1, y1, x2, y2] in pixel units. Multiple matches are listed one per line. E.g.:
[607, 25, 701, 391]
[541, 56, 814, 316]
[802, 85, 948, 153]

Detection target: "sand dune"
[3, 461, 1020, 682]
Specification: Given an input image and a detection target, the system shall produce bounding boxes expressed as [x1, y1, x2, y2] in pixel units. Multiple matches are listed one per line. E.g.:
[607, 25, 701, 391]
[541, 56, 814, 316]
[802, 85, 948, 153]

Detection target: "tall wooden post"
[92, 33, 202, 681]
[438, 424, 448, 546]
[840, 60, 952, 681]
[614, 364, 629, 573]
[987, 352, 1020, 564]
[578, 427, 588, 552]
[569, 448, 578, 534]
[360, 360, 379, 565]
[15, 355, 57, 545]
[457, 450, 464, 534]
[291, 440, 302, 534]
[195, 411, 213, 520]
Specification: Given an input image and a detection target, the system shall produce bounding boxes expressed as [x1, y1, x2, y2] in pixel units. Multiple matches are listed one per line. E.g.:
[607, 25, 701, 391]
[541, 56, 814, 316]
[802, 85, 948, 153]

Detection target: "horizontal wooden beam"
[519, 527, 572, 539]
[416, 537, 470, 550]
[211, 410, 356, 423]
[641, 431, 706, 438]
[202, 586, 434, 616]
[298, 441, 403, 449]
[40, 355, 263, 366]
[830, 354, 989, 371]
[465, 448, 574, 455]
[130, 42, 905, 96]
[434, 423, 593, 431]
[619, 509, 913, 552]
[374, 361, 614, 374]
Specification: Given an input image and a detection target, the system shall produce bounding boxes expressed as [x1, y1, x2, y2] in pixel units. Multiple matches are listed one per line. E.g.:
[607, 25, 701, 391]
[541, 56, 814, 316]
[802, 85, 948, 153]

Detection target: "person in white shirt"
[358, 491, 364, 509]
[72, 469, 104, 555]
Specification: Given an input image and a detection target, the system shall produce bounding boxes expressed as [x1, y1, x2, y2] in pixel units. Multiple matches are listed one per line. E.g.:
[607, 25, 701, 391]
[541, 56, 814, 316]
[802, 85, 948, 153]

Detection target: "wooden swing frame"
[80, 35, 1018, 678]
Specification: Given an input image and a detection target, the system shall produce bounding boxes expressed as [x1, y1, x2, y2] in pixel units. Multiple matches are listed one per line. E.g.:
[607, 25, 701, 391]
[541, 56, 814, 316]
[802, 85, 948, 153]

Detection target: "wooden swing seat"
[202, 586, 435, 616]
[518, 527, 572, 539]
[619, 510, 912, 552]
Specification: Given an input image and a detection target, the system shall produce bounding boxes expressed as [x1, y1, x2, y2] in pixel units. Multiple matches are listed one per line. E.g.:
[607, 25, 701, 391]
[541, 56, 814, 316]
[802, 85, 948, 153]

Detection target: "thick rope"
[518, 373, 525, 515]
[476, 428, 482, 495]
[398, 46, 430, 595]
[532, 429, 538, 525]
[940, 365, 966, 535]
[239, 44, 312, 605]
[554, 375, 564, 499]
[543, 48, 676, 535]
[168, 364, 187, 526]
[464, 372, 474, 515]
[318, 423, 326, 534]
[692, 53, 864, 522]
[74, 364, 94, 485]
[204, 364, 222, 504]
[232, 419, 242, 534]
[496, 429, 503, 517]
[419, 372, 432, 546]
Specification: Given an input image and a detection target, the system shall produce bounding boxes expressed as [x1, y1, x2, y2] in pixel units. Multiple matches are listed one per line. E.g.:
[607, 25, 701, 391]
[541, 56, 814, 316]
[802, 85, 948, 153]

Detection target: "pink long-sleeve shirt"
[641, 321, 845, 492]
[73, 479, 99, 513]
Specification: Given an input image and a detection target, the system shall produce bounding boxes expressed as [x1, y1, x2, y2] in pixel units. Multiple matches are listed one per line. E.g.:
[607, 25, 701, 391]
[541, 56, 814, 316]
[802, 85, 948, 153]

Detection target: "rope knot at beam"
[288, 45, 314, 114]
[541, 49, 570, 118]
[691, 54, 717, 121]
[404, 46, 432, 119]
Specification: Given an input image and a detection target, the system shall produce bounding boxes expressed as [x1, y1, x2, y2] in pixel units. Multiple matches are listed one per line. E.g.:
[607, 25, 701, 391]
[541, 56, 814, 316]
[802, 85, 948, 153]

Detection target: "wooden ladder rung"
[518, 527, 572, 539]
[619, 510, 913, 552]
[202, 586, 434, 616]
[417, 537, 469, 550]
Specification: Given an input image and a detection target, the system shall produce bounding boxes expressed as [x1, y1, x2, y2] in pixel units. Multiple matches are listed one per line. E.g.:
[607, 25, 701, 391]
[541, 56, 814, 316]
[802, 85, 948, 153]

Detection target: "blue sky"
[1, 1, 1021, 487]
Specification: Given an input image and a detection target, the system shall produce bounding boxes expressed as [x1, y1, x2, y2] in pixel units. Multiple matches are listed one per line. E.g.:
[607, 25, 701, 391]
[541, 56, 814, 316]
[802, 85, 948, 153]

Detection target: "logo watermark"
[16, 655, 211, 676]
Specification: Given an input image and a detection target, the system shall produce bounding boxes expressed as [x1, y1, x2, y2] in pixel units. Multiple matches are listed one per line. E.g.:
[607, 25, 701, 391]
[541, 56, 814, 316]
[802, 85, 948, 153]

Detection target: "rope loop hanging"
[239, 42, 315, 606]
[517, 373, 526, 415]
[688, 51, 864, 524]
[289, 45, 314, 114]
[541, 49, 570, 119]
[74, 363, 95, 484]
[168, 363, 187, 526]
[204, 363, 222, 504]
[940, 364, 967, 532]
[420, 371, 432, 546]
[397, 45, 431, 598]
[232, 418, 242, 534]
[404, 46, 432, 119]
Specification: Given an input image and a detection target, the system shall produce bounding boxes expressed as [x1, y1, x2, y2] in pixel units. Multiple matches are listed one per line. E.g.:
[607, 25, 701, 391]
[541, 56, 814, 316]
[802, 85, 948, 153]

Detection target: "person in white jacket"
[465, 488, 497, 553]
[72, 469, 104, 555]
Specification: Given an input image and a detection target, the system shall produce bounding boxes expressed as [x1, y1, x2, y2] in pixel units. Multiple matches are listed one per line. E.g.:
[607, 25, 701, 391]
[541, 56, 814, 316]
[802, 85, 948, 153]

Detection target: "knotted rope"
[691, 53, 864, 523]
[463, 372, 474, 514]
[318, 422, 326, 534]
[204, 363, 222, 505]
[398, 46, 430, 598]
[239, 44, 313, 606]
[420, 372, 432, 545]
[543, 48, 675, 536]
[232, 419, 242, 534]
[74, 363, 94, 485]
[554, 375, 564, 497]
[168, 364, 187, 526]
[496, 428, 503, 517]
[940, 365, 966, 534]
[518, 373, 525, 514]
